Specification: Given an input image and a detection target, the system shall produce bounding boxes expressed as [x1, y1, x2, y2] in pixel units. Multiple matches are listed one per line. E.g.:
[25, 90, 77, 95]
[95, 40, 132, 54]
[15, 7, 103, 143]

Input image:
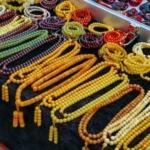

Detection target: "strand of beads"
[24, 6, 50, 21]
[2, 0, 30, 12]
[55, 1, 76, 21]
[132, 42, 150, 59]
[123, 53, 150, 80]
[71, 9, 91, 26]
[0, 11, 16, 27]
[102, 90, 150, 149]
[78, 84, 144, 150]
[88, 22, 114, 35]
[0, 15, 30, 36]
[62, 21, 85, 40]
[79, 32, 103, 49]
[0, 5, 6, 15]
[49, 62, 129, 144]
[99, 43, 127, 71]
[8, 44, 96, 128]
[103, 30, 127, 45]
[0, 34, 66, 74]
[41, 61, 120, 109]
[40, 0, 57, 10]
[115, 116, 150, 150]
[39, 16, 66, 33]
[0, 30, 48, 59]
[0, 20, 38, 42]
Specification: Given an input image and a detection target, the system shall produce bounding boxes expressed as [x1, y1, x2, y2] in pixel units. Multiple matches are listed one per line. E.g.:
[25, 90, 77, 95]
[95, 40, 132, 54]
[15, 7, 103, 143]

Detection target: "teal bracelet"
[0, 30, 48, 59]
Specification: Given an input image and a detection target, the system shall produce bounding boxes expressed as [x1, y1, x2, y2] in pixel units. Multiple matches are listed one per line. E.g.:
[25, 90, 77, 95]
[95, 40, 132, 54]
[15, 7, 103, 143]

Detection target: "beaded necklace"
[78, 84, 144, 150]
[40, 0, 57, 10]
[48, 62, 129, 144]
[0, 11, 16, 27]
[55, 1, 76, 21]
[102, 90, 150, 149]
[0, 15, 31, 36]
[0, 34, 66, 74]
[115, 116, 150, 150]
[0, 30, 48, 59]
[0, 20, 38, 42]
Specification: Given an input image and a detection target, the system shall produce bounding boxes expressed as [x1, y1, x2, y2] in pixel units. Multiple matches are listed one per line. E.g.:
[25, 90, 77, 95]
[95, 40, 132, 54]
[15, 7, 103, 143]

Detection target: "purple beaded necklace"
[0, 34, 66, 75]
[0, 11, 16, 27]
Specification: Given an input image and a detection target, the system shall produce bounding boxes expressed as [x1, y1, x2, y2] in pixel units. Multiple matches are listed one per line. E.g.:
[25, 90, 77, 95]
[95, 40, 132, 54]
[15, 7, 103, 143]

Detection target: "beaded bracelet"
[24, 6, 50, 21]
[40, 0, 57, 10]
[88, 22, 114, 35]
[0, 20, 38, 42]
[104, 30, 127, 44]
[2, 0, 30, 12]
[0, 5, 6, 15]
[103, 90, 150, 149]
[99, 43, 127, 70]
[0, 34, 66, 75]
[0, 11, 16, 27]
[123, 53, 150, 80]
[71, 9, 91, 26]
[79, 84, 144, 150]
[39, 16, 66, 33]
[48, 62, 129, 144]
[55, 1, 76, 21]
[79, 32, 103, 49]
[62, 21, 85, 40]
[0, 30, 48, 59]
[132, 42, 150, 59]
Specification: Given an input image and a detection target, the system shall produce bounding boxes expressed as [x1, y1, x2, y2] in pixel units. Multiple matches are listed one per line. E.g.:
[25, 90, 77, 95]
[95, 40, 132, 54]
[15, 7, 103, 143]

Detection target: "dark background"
[0, 1, 150, 150]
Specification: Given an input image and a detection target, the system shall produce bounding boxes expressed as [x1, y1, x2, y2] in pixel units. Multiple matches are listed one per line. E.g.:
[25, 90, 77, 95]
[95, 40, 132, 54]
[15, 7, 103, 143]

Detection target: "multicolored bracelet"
[24, 6, 50, 21]
[39, 16, 66, 33]
[79, 32, 103, 49]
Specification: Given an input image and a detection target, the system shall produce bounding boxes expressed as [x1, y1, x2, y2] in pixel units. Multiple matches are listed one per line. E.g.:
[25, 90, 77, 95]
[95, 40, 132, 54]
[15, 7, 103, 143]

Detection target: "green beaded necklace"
[0, 30, 48, 59]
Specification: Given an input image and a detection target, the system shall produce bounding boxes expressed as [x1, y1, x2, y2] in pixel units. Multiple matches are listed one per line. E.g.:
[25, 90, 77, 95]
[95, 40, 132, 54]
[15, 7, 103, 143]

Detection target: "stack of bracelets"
[0, 1, 150, 150]
[71, 9, 92, 26]
[24, 6, 50, 20]
[39, 16, 66, 33]
[55, 1, 76, 21]
[62, 21, 85, 40]
[79, 32, 103, 49]
[40, 0, 57, 10]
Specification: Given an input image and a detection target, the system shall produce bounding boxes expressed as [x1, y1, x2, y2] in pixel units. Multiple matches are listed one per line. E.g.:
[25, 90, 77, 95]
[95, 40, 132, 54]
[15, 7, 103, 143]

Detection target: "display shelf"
[69, 0, 150, 42]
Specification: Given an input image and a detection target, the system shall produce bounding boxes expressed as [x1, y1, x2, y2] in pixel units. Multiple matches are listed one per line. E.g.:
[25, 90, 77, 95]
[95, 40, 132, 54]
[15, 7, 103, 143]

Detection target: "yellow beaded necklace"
[103, 90, 150, 150]
[3, 40, 97, 128]
[0, 15, 32, 36]
[47, 61, 129, 144]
